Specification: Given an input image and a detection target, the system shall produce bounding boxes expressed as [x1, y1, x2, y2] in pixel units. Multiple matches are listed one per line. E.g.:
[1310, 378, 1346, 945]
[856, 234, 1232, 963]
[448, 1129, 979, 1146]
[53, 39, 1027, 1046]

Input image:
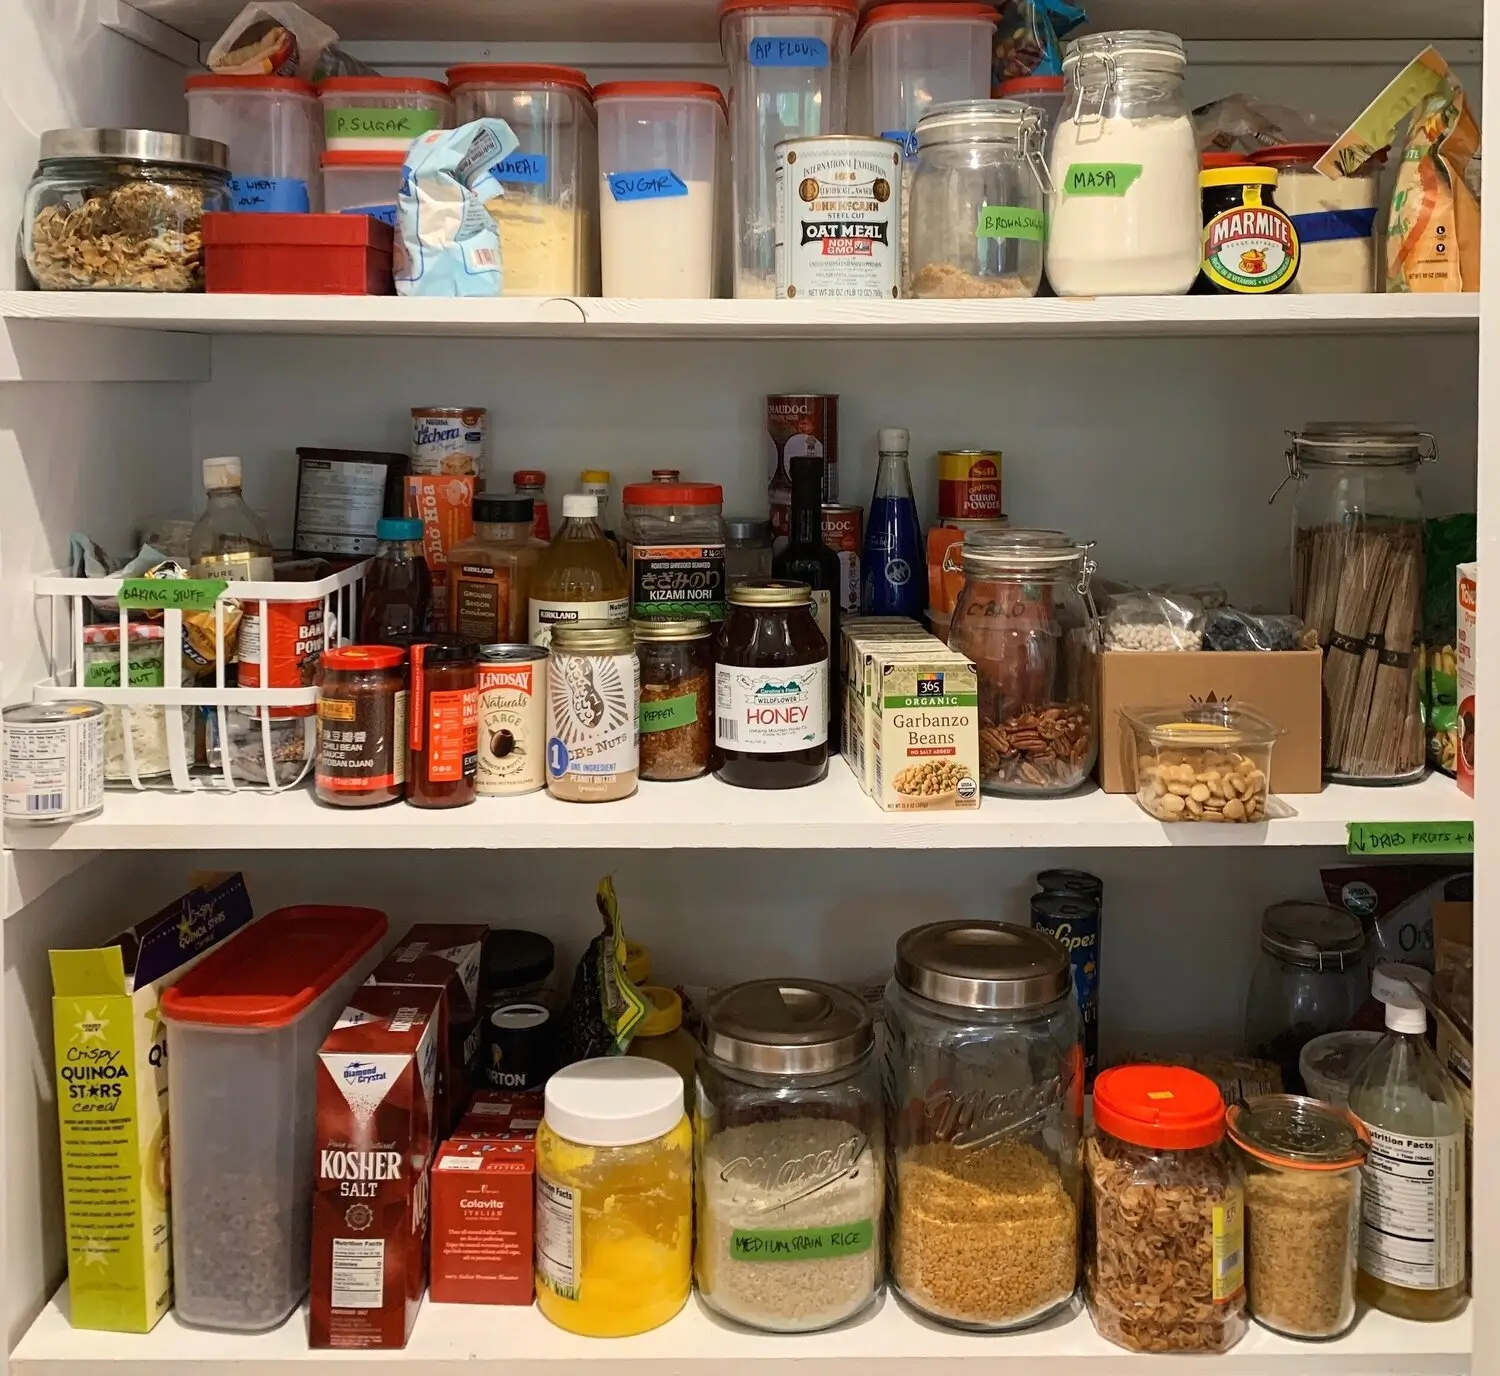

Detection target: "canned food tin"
[768, 394, 839, 542]
[4, 701, 106, 824]
[1030, 891, 1101, 1084]
[477, 644, 548, 796]
[821, 503, 863, 615]
[411, 406, 487, 478]
[481, 1002, 552, 1090]
[938, 449, 1003, 521]
[775, 136, 902, 301]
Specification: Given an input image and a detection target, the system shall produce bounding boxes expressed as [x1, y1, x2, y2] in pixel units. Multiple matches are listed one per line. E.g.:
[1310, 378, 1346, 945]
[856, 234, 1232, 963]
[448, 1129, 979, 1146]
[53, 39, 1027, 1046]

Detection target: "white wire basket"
[33, 562, 370, 792]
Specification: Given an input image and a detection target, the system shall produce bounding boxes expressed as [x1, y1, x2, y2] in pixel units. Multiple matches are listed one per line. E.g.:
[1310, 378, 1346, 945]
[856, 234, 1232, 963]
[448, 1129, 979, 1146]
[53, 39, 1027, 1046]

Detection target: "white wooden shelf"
[12, 1285, 1472, 1376]
[2, 767, 1469, 855]
[0, 292, 1478, 341]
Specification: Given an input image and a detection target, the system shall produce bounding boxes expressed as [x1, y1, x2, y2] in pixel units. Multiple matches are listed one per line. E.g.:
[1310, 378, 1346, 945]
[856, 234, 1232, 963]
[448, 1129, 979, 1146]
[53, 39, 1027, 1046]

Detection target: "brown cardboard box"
[1098, 649, 1323, 793]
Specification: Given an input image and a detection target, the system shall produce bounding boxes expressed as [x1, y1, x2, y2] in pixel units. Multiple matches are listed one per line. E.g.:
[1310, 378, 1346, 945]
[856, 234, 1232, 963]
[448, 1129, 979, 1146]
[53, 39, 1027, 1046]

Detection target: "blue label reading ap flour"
[748, 36, 830, 67]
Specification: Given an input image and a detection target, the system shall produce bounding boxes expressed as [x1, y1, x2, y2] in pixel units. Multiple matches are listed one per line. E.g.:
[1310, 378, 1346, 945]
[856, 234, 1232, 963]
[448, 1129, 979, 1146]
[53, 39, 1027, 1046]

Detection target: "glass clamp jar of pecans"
[633, 617, 714, 781]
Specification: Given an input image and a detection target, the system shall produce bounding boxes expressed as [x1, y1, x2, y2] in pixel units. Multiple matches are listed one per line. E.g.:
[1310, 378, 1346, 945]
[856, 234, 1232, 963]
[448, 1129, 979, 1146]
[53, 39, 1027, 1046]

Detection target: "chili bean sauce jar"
[715, 579, 828, 789]
[315, 645, 408, 807]
[405, 635, 480, 808]
[634, 616, 714, 782]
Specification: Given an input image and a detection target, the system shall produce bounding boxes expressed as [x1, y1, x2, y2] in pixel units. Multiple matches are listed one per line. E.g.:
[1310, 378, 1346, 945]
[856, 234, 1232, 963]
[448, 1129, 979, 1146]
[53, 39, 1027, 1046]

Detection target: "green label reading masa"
[976, 205, 1045, 241]
[1346, 821, 1474, 856]
[1063, 163, 1143, 196]
[730, 1219, 874, 1262]
[640, 692, 698, 733]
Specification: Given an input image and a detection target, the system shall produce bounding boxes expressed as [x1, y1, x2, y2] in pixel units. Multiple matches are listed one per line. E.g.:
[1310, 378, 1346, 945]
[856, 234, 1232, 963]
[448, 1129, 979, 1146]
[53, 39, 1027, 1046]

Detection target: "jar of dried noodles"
[1279, 423, 1433, 785]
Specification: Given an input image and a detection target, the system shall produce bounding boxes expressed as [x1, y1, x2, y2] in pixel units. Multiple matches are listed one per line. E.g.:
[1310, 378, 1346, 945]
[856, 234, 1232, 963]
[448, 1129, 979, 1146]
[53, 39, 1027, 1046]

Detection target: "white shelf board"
[126, 0, 1482, 44]
[0, 292, 1479, 341]
[12, 1285, 1472, 1376]
[2, 766, 1469, 855]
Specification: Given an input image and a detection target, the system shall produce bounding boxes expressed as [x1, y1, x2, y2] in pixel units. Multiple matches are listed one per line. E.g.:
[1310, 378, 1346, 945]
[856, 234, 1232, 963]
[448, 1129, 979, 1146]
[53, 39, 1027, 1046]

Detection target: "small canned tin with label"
[477, 644, 548, 796]
[411, 406, 487, 478]
[1030, 891, 1101, 1084]
[482, 1002, 552, 1091]
[937, 450, 1003, 520]
[775, 136, 902, 300]
[821, 504, 863, 615]
[4, 701, 106, 824]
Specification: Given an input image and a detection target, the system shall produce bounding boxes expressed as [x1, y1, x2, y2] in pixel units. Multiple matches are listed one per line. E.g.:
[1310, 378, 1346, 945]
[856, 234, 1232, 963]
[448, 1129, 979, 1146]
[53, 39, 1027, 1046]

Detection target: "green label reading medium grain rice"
[730, 1219, 873, 1261]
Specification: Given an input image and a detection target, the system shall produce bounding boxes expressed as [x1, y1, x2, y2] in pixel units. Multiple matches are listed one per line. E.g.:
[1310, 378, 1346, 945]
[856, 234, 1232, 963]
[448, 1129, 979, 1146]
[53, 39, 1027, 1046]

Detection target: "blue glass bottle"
[861, 427, 925, 616]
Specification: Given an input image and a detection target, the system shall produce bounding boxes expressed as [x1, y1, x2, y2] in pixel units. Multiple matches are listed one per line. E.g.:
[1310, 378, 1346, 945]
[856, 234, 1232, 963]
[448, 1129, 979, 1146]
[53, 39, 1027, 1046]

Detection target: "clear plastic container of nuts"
[1122, 703, 1283, 823]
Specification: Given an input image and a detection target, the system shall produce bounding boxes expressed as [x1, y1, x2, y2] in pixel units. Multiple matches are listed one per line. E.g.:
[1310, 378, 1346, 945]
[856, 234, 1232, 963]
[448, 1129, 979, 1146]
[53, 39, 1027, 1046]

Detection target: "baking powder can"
[821, 504, 863, 615]
[411, 406, 487, 478]
[937, 450, 1003, 521]
[4, 701, 106, 824]
[775, 136, 902, 300]
[477, 644, 548, 795]
[767, 394, 839, 543]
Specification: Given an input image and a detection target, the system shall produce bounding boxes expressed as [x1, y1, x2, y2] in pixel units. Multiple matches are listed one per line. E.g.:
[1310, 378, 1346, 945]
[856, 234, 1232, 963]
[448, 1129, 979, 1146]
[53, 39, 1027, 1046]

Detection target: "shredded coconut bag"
[395, 121, 519, 298]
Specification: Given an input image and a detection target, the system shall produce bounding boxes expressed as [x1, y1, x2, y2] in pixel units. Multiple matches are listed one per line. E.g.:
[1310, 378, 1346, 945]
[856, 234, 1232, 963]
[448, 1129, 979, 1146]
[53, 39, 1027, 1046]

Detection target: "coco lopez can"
[1030, 891, 1101, 1084]
[775, 136, 902, 299]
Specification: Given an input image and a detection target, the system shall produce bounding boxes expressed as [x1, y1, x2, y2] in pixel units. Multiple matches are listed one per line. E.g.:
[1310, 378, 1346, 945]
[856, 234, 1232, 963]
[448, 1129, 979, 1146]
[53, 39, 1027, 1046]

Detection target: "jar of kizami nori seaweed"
[633, 617, 714, 781]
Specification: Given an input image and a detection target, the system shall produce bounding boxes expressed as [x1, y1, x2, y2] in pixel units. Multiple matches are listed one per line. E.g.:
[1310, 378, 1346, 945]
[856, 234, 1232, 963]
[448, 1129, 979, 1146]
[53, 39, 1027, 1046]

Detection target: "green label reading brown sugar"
[730, 1219, 873, 1261]
[640, 693, 698, 733]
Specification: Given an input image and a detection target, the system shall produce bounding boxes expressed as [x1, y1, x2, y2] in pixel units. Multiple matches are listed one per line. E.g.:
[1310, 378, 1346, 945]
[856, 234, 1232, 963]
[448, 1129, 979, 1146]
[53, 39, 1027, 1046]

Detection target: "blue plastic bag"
[394, 119, 519, 297]
[994, 0, 1086, 82]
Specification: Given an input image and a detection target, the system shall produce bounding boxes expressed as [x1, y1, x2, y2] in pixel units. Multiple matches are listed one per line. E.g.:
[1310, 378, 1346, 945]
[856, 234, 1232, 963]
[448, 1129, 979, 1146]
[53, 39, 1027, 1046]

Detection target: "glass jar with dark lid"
[1245, 901, 1367, 1092]
[634, 616, 714, 781]
[884, 921, 1082, 1330]
[695, 980, 884, 1333]
[481, 928, 557, 1014]
[725, 516, 773, 586]
[715, 579, 828, 790]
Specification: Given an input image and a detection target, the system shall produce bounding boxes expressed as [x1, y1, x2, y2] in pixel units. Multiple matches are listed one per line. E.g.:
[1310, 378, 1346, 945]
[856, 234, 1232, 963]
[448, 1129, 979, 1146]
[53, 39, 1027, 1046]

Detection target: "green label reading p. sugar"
[326, 107, 441, 141]
[730, 1219, 874, 1261]
[976, 205, 1045, 241]
[1064, 163, 1143, 196]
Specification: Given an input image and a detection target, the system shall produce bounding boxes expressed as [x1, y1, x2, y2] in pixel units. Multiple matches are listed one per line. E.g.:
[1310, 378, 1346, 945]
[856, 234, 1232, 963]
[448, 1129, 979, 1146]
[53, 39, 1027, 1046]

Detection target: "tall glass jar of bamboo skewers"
[1281, 424, 1435, 785]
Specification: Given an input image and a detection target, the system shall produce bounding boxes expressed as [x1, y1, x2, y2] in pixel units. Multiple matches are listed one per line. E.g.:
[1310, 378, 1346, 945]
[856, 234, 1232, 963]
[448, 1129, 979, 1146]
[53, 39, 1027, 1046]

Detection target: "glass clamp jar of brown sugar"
[633, 617, 714, 781]
[546, 621, 639, 802]
[315, 645, 408, 807]
[405, 635, 480, 809]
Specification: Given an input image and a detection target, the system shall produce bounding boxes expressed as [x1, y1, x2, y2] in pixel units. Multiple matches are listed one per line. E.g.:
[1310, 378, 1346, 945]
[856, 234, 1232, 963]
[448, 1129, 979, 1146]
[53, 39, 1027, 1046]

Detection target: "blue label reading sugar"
[607, 169, 689, 202]
[491, 152, 548, 185]
[229, 176, 310, 213]
[748, 35, 830, 67]
[880, 129, 919, 159]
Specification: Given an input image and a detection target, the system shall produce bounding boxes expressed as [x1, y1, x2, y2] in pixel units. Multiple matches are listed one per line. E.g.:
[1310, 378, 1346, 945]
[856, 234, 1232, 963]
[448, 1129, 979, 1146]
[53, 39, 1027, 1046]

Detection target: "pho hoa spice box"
[872, 654, 981, 810]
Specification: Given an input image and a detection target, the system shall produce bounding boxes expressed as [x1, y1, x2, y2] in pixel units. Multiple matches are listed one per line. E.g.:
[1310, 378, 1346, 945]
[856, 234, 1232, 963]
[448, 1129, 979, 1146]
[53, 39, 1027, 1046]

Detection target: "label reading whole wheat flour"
[775, 138, 902, 300]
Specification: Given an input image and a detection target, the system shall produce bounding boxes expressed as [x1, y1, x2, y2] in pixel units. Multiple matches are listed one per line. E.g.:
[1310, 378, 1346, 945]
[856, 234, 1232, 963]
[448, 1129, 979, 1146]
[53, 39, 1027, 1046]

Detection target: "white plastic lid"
[202, 456, 242, 489]
[544, 1056, 684, 1146]
[879, 427, 910, 453]
[563, 493, 599, 518]
[1385, 992, 1427, 1035]
[1371, 961, 1435, 1005]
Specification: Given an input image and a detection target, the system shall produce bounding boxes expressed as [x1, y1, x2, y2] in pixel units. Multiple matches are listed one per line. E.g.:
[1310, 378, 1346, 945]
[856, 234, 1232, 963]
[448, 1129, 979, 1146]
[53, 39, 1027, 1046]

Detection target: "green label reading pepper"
[976, 205, 1045, 241]
[730, 1219, 874, 1262]
[1063, 163, 1143, 196]
[640, 692, 698, 733]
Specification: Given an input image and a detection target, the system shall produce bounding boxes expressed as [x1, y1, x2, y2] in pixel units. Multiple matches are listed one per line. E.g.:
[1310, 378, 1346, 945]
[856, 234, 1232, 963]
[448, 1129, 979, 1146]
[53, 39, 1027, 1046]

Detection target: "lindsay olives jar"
[696, 980, 883, 1332]
[885, 921, 1082, 1330]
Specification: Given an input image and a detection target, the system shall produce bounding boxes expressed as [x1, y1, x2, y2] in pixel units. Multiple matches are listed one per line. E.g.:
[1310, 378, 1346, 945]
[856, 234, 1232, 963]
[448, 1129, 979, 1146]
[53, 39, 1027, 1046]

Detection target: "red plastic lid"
[721, 0, 858, 17]
[997, 75, 1064, 95]
[445, 64, 593, 99]
[321, 149, 408, 168]
[1249, 142, 1332, 166]
[1201, 150, 1255, 169]
[623, 480, 724, 506]
[1093, 1065, 1227, 1151]
[317, 76, 452, 98]
[513, 468, 547, 485]
[160, 905, 388, 1029]
[185, 73, 316, 97]
[202, 211, 393, 248]
[322, 645, 405, 671]
[861, 2, 997, 30]
[593, 80, 728, 114]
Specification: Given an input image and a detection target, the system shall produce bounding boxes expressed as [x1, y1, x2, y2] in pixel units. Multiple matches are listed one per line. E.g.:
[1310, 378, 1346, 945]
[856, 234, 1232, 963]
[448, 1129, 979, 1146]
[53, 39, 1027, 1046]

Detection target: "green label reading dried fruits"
[976, 205, 1045, 241]
[730, 1219, 873, 1261]
[1346, 821, 1474, 855]
[1063, 163, 1143, 196]
[639, 692, 697, 733]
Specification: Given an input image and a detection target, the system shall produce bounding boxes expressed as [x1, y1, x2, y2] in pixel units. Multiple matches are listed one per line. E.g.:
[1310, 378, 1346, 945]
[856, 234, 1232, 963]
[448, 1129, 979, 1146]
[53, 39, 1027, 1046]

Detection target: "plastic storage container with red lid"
[318, 76, 454, 152]
[186, 72, 323, 213]
[163, 905, 388, 1332]
[204, 211, 395, 294]
[1092, 1063, 1227, 1148]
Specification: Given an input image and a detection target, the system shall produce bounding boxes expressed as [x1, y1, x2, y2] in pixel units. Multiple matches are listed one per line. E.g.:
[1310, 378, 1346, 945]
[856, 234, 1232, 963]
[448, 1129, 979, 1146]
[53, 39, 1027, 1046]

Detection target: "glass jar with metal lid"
[1280, 423, 1434, 784]
[884, 920, 1082, 1330]
[546, 621, 639, 803]
[633, 616, 714, 781]
[947, 528, 1100, 796]
[24, 129, 231, 291]
[908, 99, 1050, 300]
[1226, 1094, 1369, 1340]
[1244, 900, 1366, 1093]
[696, 979, 883, 1332]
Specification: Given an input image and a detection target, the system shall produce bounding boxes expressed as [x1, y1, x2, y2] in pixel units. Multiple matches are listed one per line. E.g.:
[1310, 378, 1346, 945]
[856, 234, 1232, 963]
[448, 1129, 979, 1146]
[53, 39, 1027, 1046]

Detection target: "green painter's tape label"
[639, 693, 698, 734]
[1346, 822, 1474, 855]
[730, 1219, 874, 1261]
[326, 107, 440, 141]
[1063, 163, 1143, 196]
[977, 205, 1045, 241]
[118, 579, 228, 612]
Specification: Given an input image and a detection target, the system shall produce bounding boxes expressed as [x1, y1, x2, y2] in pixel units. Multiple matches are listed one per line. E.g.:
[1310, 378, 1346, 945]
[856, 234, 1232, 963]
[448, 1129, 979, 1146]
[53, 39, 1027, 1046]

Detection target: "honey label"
[716, 661, 828, 753]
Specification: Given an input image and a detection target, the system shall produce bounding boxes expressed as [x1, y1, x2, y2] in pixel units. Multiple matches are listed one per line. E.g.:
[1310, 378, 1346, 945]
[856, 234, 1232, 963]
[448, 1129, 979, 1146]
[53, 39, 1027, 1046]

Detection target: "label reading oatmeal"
[716, 661, 828, 753]
[775, 139, 901, 299]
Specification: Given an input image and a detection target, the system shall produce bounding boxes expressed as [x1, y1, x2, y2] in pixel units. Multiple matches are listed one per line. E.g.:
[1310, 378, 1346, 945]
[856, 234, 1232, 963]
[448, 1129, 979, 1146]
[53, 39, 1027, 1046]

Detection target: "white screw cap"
[563, 494, 599, 519]
[1384, 992, 1427, 1035]
[878, 427, 910, 454]
[1371, 961, 1435, 1006]
[544, 1056, 684, 1147]
[202, 456, 243, 489]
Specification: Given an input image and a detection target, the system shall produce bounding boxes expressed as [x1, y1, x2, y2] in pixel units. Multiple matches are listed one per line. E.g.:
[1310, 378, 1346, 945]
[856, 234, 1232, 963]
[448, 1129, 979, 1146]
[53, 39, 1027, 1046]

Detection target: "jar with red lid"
[1084, 1065, 1247, 1354]
[315, 645, 407, 807]
[403, 636, 480, 808]
[623, 479, 727, 624]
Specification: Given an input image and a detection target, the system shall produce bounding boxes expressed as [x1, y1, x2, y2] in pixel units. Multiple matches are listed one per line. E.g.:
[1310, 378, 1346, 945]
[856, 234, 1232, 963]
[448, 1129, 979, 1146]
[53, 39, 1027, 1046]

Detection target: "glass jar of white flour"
[1046, 30, 1200, 297]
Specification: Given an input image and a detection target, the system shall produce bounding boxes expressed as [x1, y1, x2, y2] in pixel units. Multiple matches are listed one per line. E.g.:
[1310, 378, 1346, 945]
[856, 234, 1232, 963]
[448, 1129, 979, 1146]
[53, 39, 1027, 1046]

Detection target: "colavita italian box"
[1098, 649, 1323, 793]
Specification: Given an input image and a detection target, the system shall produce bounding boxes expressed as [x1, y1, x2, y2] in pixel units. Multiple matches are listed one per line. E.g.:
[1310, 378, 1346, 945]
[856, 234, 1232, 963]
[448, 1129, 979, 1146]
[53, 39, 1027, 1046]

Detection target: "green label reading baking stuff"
[1346, 821, 1474, 855]
[1064, 163, 1143, 196]
[640, 692, 698, 734]
[118, 578, 228, 612]
[976, 205, 1045, 241]
[730, 1219, 874, 1262]
[325, 107, 440, 141]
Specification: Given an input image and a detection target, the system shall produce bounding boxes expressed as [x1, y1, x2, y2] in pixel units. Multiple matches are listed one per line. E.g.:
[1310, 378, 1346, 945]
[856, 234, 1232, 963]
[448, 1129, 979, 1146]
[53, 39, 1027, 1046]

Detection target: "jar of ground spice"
[633, 617, 713, 781]
[315, 645, 407, 807]
[405, 635, 479, 808]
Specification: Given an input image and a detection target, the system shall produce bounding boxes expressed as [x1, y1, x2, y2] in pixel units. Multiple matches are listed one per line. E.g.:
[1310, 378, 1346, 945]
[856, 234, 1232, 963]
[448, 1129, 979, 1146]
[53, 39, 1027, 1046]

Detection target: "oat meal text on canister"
[477, 643, 547, 795]
[411, 406, 487, 478]
[776, 137, 902, 300]
[937, 450, 1003, 521]
[821, 504, 863, 615]
[546, 622, 640, 803]
[3, 701, 105, 823]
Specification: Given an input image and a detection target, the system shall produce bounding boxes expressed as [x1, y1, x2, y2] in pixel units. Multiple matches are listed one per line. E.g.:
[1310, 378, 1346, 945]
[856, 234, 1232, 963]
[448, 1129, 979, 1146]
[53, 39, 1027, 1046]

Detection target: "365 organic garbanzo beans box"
[856, 636, 945, 794]
[872, 654, 980, 811]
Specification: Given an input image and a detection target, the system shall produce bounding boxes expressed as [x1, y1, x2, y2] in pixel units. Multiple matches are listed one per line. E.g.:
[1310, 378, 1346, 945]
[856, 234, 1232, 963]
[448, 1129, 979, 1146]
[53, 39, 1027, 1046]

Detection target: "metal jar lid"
[1259, 901, 1365, 970]
[3, 701, 105, 725]
[895, 920, 1071, 1011]
[704, 979, 872, 1076]
[630, 616, 711, 642]
[1287, 422, 1435, 466]
[549, 621, 633, 654]
[728, 578, 812, 608]
[725, 516, 770, 544]
[1226, 1093, 1369, 1171]
[915, 98, 1043, 148]
[1063, 29, 1186, 69]
[39, 128, 230, 173]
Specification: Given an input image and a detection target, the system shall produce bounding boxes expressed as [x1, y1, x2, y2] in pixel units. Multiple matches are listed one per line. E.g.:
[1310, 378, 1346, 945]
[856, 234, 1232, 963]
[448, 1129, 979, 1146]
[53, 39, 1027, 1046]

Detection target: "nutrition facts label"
[536, 1177, 579, 1299]
[1359, 1126, 1465, 1289]
[330, 1237, 385, 1309]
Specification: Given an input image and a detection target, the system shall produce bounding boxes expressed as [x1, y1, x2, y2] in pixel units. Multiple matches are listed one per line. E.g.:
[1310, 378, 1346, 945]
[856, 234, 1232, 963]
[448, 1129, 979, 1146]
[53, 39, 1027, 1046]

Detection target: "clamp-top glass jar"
[1045, 30, 1200, 297]
[885, 921, 1082, 1330]
[1282, 423, 1434, 784]
[909, 99, 1050, 299]
[696, 980, 883, 1332]
[947, 529, 1099, 795]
